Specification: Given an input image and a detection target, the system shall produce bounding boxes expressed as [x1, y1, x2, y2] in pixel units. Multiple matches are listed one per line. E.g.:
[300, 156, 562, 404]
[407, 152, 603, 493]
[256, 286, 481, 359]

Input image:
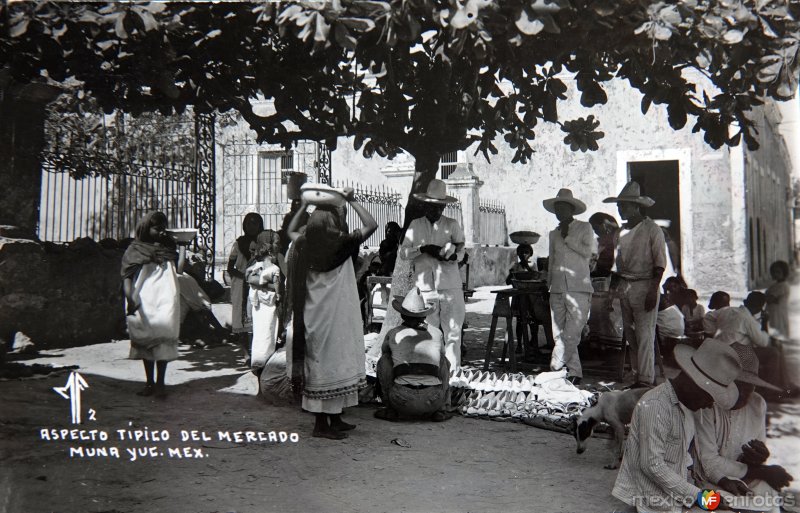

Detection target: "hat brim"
[674, 344, 739, 409]
[602, 195, 656, 208]
[542, 197, 587, 215]
[736, 371, 782, 392]
[391, 297, 434, 317]
[412, 193, 458, 204]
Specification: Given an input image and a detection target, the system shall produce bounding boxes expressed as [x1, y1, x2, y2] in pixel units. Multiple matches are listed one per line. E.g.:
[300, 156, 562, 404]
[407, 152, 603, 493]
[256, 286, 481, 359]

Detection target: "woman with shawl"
[121, 211, 186, 398]
[287, 187, 377, 439]
[227, 212, 264, 362]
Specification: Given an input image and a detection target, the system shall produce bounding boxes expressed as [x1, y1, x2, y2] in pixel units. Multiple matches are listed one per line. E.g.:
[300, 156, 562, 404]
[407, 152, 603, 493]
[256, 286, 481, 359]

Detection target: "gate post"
[194, 112, 216, 279]
[0, 73, 60, 234]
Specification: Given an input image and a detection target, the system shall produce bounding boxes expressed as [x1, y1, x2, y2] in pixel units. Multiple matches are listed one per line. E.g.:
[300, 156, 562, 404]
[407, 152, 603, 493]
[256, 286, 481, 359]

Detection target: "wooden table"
[482, 287, 549, 372]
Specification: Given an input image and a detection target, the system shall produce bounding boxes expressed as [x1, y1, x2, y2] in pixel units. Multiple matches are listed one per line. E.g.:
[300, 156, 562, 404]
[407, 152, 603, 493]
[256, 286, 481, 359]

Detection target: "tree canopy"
[3, 0, 799, 180]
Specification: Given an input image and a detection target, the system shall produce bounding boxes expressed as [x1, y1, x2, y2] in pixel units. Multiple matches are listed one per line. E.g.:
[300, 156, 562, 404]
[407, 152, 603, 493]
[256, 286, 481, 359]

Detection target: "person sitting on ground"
[612, 339, 742, 513]
[657, 278, 685, 339]
[703, 291, 731, 338]
[375, 288, 451, 423]
[694, 343, 791, 512]
[765, 260, 791, 338]
[378, 221, 402, 277]
[680, 289, 705, 336]
[714, 292, 770, 348]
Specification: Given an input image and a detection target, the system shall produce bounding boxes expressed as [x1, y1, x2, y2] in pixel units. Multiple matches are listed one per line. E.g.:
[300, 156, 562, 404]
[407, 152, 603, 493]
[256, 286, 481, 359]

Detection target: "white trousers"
[549, 291, 591, 378]
[421, 289, 465, 370]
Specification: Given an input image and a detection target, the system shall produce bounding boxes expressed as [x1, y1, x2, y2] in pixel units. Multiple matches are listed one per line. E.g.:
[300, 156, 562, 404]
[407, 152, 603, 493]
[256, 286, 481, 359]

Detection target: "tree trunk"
[367, 150, 441, 359]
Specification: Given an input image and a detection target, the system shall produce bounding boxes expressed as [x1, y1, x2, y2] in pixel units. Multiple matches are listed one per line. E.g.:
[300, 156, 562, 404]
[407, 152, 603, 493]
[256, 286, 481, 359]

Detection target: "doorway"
[628, 160, 681, 273]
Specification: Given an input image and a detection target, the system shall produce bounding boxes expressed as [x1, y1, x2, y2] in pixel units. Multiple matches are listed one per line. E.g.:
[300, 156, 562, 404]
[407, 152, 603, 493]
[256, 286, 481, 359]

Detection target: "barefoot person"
[121, 211, 186, 398]
[288, 185, 378, 440]
[375, 288, 451, 422]
[543, 188, 597, 385]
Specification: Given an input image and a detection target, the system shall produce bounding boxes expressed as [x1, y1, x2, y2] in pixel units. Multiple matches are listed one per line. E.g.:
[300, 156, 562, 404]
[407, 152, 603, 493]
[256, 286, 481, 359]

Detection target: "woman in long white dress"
[121, 211, 186, 398]
[288, 187, 377, 439]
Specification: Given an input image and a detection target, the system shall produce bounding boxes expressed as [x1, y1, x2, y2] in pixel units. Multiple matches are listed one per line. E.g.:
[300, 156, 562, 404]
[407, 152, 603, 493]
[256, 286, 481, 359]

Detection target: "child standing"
[680, 289, 705, 335]
[245, 230, 282, 373]
[766, 260, 791, 337]
[228, 213, 264, 362]
[121, 211, 186, 398]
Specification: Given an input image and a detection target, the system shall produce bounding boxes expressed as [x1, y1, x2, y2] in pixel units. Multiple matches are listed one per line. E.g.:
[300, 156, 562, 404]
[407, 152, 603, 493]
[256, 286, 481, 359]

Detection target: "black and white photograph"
[2, 1, 800, 511]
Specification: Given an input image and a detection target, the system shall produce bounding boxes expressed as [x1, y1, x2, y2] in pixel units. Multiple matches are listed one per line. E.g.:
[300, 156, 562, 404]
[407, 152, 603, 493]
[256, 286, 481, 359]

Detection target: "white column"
[445, 163, 483, 245]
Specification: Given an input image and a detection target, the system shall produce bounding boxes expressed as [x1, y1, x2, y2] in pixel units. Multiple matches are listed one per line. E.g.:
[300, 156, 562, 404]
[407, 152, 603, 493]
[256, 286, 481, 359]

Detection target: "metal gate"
[37, 111, 217, 278]
[221, 138, 331, 258]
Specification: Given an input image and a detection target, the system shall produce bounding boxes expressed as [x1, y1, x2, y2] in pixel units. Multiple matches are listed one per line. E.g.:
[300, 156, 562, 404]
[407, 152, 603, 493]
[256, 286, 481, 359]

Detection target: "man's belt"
[393, 363, 440, 378]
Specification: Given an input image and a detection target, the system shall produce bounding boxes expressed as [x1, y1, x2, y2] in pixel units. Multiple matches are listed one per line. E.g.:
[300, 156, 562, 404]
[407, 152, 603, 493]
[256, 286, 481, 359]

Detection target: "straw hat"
[730, 343, 781, 391]
[412, 179, 457, 204]
[542, 188, 587, 215]
[674, 339, 741, 409]
[603, 181, 656, 207]
[392, 288, 434, 317]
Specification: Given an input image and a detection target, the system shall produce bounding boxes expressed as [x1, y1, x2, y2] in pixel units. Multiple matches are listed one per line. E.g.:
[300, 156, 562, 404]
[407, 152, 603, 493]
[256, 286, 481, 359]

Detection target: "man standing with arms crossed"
[543, 189, 597, 386]
[604, 181, 666, 387]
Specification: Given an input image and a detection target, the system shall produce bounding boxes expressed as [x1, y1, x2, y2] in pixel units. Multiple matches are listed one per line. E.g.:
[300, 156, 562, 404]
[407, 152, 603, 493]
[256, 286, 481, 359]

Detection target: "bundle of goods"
[448, 368, 596, 433]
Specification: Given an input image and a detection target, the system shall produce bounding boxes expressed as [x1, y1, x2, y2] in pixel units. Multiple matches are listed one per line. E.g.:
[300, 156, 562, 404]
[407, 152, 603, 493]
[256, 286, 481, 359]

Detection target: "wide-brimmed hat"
[412, 179, 457, 204]
[542, 188, 587, 215]
[603, 181, 655, 207]
[731, 343, 782, 391]
[674, 339, 741, 409]
[392, 288, 434, 317]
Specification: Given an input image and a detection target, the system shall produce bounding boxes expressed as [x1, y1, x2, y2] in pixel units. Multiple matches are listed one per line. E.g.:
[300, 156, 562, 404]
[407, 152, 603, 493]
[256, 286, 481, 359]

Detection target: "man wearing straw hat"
[693, 343, 792, 512]
[400, 179, 466, 369]
[543, 188, 597, 385]
[613, 339, 742, 513]
[375, 288, 450, 422]
[604, 181, 667, 387]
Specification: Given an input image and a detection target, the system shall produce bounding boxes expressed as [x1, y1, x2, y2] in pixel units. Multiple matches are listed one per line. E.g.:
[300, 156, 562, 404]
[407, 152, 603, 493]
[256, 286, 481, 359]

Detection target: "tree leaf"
[114, 13, 127, 39]
[515, 10, 544, 35]
[133, 7, 157, 32]
[10, 19, 30, 37]
[723, 29, 744, 44]
[339, 17, 376, 32]
[667, 102, 687, 129]
[641, 94, 653, 114]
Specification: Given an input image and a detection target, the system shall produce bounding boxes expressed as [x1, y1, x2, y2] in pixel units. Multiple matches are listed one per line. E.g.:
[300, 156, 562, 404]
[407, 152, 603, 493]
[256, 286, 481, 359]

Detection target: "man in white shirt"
[693, 343, 791, 513]
[713, 292, 770, 348]
[543, 189, 597, 385]
[400, 179, 466, 369]
[604, 181, 666, 386]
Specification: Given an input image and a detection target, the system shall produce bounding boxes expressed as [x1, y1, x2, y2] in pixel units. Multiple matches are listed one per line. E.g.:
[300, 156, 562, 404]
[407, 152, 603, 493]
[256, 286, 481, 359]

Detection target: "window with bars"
[439, 151, 458, 179]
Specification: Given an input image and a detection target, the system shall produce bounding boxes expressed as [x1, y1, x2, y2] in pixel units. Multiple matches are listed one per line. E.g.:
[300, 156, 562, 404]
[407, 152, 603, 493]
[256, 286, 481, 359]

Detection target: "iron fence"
[37, 111, 217, 277]
[39, 153, 195, 242]
[444, 201, 463, 227]
[334, 180, 404, 247]
[479, 199, 508, 245]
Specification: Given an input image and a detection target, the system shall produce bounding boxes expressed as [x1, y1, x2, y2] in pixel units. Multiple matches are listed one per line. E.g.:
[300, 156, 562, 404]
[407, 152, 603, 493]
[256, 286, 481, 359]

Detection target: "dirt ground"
[2, 286, 799, 513]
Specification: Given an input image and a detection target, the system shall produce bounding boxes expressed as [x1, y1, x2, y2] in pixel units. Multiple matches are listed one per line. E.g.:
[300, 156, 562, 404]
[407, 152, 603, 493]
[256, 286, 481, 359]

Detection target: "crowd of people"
[119, 178, 795, 508]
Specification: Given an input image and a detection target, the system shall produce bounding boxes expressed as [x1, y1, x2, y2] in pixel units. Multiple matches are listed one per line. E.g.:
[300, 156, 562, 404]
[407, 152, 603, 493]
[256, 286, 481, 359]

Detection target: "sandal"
[154, 384, 168, 399]
[331, 421, 356, 432]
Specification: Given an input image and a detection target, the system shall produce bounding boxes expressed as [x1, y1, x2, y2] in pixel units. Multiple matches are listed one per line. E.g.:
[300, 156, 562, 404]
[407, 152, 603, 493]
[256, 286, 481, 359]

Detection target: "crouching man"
[375, 288, 451, 422]
[612, 339, 742, 513]
[694, 343, 792, 513]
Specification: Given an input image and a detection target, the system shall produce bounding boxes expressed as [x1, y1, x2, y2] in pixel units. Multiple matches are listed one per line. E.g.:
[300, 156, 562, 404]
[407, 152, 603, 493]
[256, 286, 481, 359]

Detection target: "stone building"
[331, 79, 794, 296]
[217, 77, 795, 297]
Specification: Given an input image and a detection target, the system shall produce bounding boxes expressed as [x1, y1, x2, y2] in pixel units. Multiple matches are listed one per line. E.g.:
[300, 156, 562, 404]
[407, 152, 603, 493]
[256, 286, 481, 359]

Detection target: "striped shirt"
[612, 381, 701, 513]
